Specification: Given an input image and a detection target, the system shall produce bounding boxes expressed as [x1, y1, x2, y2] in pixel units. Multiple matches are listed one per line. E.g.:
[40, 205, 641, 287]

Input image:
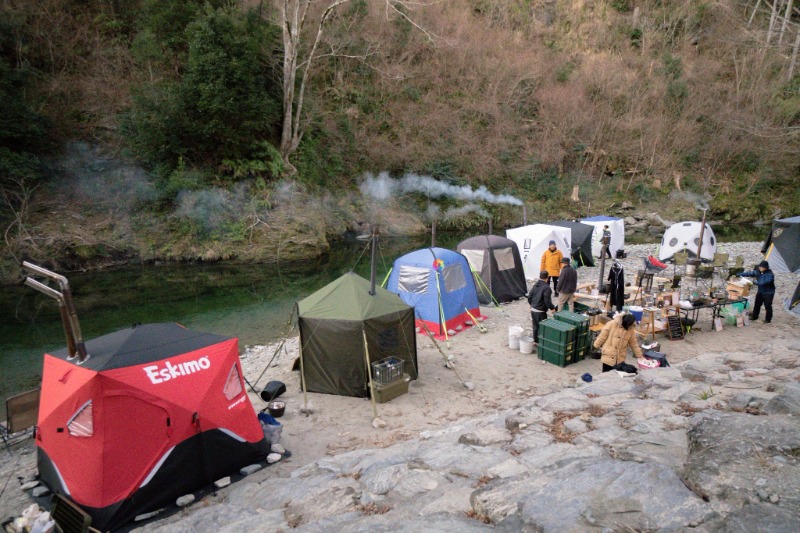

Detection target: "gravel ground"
[573, 241, 799, 306]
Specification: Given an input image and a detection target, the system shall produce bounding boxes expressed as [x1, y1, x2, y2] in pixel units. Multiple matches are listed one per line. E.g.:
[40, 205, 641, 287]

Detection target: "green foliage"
[556, 62, 575, 83]
[293, 127, 346, 188]
[629, 27, 643, 48]
[610, 1, 633, 13]
[662, 53, 688, 110]
[137, 0, 225, 59]
[221, 141, 285, 185]
[124, 5, 282, 177]
[0, 26, 51, 186]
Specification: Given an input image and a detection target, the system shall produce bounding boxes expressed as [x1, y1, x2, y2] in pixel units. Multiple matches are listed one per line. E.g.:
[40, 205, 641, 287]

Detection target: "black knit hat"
[759, 260, 769, 269]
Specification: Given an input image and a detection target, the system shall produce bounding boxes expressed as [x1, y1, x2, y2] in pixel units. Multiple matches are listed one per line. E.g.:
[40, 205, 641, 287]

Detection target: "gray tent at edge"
[762, 215, 800, 273]
[549, 220, 595, 267]
[296, 272, 418, 397]
[786, 280, 800, 320]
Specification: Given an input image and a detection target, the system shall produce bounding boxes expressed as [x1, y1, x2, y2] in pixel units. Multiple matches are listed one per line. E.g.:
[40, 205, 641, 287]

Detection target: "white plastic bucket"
[519, 336, 535, 354]
[508, 325, 524, 348]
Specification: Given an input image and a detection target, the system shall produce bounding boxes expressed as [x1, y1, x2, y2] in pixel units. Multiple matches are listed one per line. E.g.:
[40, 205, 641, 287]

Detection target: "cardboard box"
[726, 282, 751, 298]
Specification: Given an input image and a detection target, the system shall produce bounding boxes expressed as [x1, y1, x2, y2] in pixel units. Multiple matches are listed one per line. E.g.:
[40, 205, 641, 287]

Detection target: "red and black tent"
[36, 323, 267, 531]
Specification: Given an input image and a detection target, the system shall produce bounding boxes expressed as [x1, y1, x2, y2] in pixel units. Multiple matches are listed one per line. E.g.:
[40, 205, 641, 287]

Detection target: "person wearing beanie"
[740, 260, 776, 323]
[540, 240, 563, 296]
[556, 257, 578, 312]
[527, 270, 556, 345]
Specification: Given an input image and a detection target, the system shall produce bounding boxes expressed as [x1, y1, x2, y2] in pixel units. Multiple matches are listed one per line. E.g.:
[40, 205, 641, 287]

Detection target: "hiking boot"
[763, 320, 771, 324]
[748, 314, 758, 321]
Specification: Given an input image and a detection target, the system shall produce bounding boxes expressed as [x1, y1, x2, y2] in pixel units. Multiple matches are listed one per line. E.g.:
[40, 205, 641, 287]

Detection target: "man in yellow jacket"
[540, 240, 563, 296]
[593, 314, 645, 372]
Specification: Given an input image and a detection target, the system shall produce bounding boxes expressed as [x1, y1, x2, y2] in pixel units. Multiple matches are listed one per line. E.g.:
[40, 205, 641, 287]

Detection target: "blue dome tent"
[385, 248, 483, 338]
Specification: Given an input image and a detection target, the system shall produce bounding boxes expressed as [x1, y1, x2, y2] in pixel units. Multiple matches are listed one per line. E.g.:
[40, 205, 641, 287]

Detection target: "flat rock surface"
[3, 241, 799, 531]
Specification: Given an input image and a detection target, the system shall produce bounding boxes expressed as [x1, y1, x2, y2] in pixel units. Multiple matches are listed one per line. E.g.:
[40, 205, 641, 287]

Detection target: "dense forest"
[1, 0, 798, 278]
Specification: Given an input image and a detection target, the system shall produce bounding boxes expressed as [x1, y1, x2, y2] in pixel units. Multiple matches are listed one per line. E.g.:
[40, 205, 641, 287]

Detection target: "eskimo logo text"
[144, 357, 211, 384]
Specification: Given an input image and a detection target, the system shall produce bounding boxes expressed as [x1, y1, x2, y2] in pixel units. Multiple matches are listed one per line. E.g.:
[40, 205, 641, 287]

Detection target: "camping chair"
[672, 251, 689, 278]
[711, 253, 729, 286]
[727, 255, 745, 278]
[1, 388, 40, 454]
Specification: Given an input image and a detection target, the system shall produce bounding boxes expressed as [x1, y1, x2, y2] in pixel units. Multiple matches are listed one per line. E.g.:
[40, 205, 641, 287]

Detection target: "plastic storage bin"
[372, 357, 405, 384]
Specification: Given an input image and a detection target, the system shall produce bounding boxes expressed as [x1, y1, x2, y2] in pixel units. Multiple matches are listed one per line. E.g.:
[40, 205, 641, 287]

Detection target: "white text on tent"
[144, 356, 211, 384]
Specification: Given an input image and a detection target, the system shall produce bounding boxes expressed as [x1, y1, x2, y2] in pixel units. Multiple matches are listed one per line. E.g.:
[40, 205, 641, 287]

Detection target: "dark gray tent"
[549, 220, 595, 267]
[786, 280, 800, 319]
[457, 235, 527, 304]
[296, 272, 418, 397]
[762, 216, 800, 273]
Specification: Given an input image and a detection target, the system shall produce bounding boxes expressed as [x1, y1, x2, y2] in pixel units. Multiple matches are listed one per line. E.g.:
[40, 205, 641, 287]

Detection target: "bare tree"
[274, 0, 440, 172]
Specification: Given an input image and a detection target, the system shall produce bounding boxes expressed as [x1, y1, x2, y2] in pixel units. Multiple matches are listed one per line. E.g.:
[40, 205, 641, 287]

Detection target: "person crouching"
[527, 270, 556, 346]
[593, 313, 645, 372]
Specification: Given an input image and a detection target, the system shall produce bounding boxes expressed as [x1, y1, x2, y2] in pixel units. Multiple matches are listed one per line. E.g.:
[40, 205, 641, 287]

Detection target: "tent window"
[442, 264, 467, 292]
[461, 249, 485, 272]
[493, 248, 515, 271]
[223, 363, 244, 401]
[710, 236, 715, 246]
[523, 238, 531, 250]
[67, 400, 93, 437]
[669, 237, 678, 247]
[397, 266, 429, 294]
[693, 237, 700, 247]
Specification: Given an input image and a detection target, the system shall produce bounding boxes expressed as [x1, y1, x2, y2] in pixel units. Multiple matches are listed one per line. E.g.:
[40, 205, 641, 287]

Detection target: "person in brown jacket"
[540, 240, 563, 296]
[593, 313, 645, 372]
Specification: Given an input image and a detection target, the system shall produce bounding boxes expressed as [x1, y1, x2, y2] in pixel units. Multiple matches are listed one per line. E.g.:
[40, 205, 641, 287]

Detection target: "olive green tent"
[297, 272, 418, 397]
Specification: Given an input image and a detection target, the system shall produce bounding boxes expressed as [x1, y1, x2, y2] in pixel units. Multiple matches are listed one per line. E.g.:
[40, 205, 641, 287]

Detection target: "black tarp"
[297, 273, 418, 397]
[51, 323, 230, 371]
[549, 220, 596, 267]
[456, 235, 527, 304]
[761, 216, 800, 274]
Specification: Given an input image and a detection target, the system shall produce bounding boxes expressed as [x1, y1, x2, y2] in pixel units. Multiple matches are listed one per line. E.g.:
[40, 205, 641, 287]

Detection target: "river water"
[0, 224, 768, 412]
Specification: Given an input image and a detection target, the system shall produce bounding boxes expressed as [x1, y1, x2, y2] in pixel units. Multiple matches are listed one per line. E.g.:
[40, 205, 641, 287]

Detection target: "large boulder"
[472, 457, 712, 531]
[682, 411, 800, 514]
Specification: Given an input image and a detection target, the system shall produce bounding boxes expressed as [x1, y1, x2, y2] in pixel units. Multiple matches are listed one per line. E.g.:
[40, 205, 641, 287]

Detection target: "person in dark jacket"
[607, 262, 625, 313]
[741, 260, 776, 323]
[556, 257, 578, 312]
[601, 225, 612, 259]
[527, 270, 556, 345]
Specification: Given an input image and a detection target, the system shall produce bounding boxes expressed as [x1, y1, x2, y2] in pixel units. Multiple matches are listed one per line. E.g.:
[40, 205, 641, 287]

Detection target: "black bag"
[644, 350, 670, 367]
[260, 381, 287, 402]
[614, 362, 638, 374]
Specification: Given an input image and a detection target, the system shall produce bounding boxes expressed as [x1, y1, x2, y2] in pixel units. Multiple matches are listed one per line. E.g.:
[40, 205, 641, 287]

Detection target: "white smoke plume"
[668, 190, 710, 211]
[443, 204, 490, 219]
[360, 171, 523, 206]
[176, 182, 250, 231]
[425, 204, 441, 221]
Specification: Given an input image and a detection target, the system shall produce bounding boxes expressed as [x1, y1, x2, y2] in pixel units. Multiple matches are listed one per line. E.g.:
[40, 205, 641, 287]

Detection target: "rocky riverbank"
[145, 339, 800, 532]
[2, 241, 798, 531]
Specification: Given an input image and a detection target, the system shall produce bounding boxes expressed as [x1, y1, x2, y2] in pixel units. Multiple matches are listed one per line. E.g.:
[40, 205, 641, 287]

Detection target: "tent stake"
[362, 329, 385, 428]
[419, 321, 473, 391]
[464, 307, 487, 333]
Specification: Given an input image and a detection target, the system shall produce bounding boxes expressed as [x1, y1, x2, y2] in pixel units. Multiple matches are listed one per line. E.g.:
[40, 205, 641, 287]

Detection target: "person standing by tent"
[601, 225, 612, 258]
[556, 257, 577, 312]
[527, 270, 556, 346]
[593, 313, 645, 372]
[540, 240, 563, 296]
[741, 260, 776, 324]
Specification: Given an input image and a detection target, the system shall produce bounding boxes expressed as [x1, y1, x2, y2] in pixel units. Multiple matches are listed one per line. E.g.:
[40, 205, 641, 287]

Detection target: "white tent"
[506, 224, 571, 280]
[580, 216, 625, 257]
[658, 221, 717, 262]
